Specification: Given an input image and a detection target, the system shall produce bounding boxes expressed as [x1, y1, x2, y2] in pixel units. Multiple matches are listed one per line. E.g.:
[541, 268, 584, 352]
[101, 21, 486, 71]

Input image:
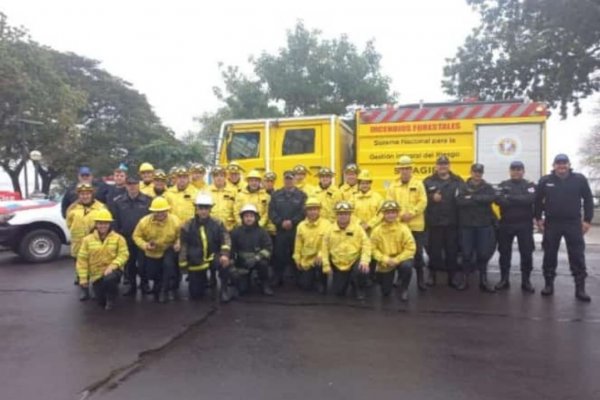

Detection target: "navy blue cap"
[79, 166, 91, 175]
[126, 176, 139, 184]
[471, 163, 484, 173]
[509, 161, 525, 169]
[283, 170, 295, 179]
[553, 153, 570, 164]
[436, 155, 450, 164]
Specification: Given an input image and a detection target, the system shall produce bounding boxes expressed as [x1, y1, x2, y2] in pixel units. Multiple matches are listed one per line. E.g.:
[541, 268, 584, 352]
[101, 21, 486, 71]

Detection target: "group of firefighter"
[63, 151, 595, 311]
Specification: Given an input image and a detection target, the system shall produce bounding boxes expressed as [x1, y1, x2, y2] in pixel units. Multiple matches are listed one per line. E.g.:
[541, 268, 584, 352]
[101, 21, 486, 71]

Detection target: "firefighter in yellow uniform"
[151, 169, 169, 197]
[386, 155, 428, 290]
[334, 163, 360, 202]
[66, 183, 106, 262]
[167, 166, 178, 188]
[190, 163, 207, 191]
[321, 201, 371, 299]
[293, 198, 331, 293]
[314, 167, 339, 222]
[76, 209, 129, 309]
[371, 200, 416, 301]
[234, 170, 271, 229]
[226, 162, 246, 194]
[166, 166, 198, 223]
[207, 166, 237, 231]
[293, 164, 317, 197]
[138, 162, 155, 197]
[263, 172, 277, 195]
[351, 170, 384, 235]
[133, 197, 181, 303]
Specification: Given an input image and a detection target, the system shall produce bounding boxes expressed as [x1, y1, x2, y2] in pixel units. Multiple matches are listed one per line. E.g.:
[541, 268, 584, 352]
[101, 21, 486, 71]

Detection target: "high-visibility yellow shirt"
[351, 190, 384, 232]
[314, 184, 339, 222]
[192, 179, 206, 191]
[234, 188, 270, 229]
[385, 177, 427, 232]
[227, 179, 245, 194]
[295, 181, 318, 197]
[166, 185, 198, 223]
[206, 184, 237, 231]
[76, 230, 129, 285]
[322, 220, 371, 273]
[370, 221, 416, 273]
[133, 213, 181, 258]
[66, 200, 106, 257]
[140, 182, 155, 197]
[293, 217, 331, 270]
[334, 183, 358, 203]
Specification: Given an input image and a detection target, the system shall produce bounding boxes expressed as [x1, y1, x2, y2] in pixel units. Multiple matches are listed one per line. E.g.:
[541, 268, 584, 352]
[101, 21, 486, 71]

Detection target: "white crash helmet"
[195, 193, 214, 207]
[239, 203, 259, 218]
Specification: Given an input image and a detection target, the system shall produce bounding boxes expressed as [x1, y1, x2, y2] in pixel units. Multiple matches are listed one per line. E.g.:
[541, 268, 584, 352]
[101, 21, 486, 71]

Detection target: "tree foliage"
[580, 104, 600, 180]
[443, 0, 600, 118]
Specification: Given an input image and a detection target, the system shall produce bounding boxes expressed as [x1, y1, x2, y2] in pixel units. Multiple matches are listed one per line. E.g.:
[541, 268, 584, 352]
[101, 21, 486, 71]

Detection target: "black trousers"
[233, 258, 270, 295]
[411, 231, 426, 270]
[297, 265, 327, 291]
[188, 259, 232, 300]
[144, 248, 178, 293]
[124, 238, 146, 288]
[427, 225, 459, 271]
[331, 261, 367, 296]
[542, 220, 587, 281]
[273, 229, 296, 282]
[378, 260, 413, 296]
[461, 226, 496, 273]
[497, 223, 534, 273]
[92, 270, 123, 306]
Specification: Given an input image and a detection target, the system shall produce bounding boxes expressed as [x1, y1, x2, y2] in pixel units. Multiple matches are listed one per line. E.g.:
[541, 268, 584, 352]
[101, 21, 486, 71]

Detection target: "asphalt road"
[1, 240, 600, 400]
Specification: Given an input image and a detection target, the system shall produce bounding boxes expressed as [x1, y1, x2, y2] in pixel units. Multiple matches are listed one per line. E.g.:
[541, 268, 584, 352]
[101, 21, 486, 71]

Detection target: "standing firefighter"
[207, 166, 237, 231]
[263, 172, 277, 195]
[167, 166, 199, 223]
[370, 201, 416, 301]
[293, 198, 331, 293]
[495, 161, 536, 292]
[230, 204, 274, 296]
[138, 162, 155, 197]
[269, 170, 307, 286]
[335, 163, 360, 202]
[314, 167, 339, 222]
[321, 201, 371, 300]
[386, 156, 428, 291]
[76, 209, 128, 310]
[293, 164, 317, 197]
[423, 155, 464, 288]
[133, 197, 181, 303]
[351, 170, 384, 235]
[179, 194, 232, 302]
[190, 163, 207, 191]
[151, 169, 169, 197]
[535, 154, 594, 302]
[234, 170, 271, 229]
[226, 162, 246, 194]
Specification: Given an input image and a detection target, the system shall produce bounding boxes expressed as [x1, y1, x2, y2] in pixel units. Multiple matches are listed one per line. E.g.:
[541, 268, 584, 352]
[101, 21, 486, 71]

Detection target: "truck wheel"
[18, 229, 62, 263]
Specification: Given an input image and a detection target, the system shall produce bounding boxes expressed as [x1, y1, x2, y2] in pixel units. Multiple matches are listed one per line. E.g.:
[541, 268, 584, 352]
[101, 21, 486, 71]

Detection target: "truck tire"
[18, 228, 62, 263]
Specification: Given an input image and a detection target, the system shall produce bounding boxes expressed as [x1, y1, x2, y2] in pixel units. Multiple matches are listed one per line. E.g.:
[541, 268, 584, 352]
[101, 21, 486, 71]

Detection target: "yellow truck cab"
[218, 100, 548, 192]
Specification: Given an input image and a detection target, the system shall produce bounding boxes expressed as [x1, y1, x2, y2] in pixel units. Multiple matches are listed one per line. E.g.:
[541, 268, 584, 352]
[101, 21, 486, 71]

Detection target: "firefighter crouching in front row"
[76, 209, 129, 310]
[321, 201, 371, 300]
[230, 204, 274, 296]
[370, 200, 416, 302]
[179, 194, 232, 302]
[133, 197, 181, 303]
[293, 197, 331, 293]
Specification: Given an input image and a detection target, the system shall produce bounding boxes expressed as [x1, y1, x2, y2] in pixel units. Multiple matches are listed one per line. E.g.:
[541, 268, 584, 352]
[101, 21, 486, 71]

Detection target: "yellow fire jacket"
[133, 213, 181, 259]
[334, 183, 358, 203]
[234, 187, 271, 229]
[314, 184, 339, 222]
[166, 184, 198, 223]
[140, 182, 155, 197]
[227, 179, 245, 194]
[66, 200, 106, 257]
[351, 190, 384, 232]
[370, 221, 416, 273]
[192, 179, 207, 191]
[206, 184, 237, 231]
[322, 220, 371, 273]
[385, 177, 427, 232]
[76, 230, 129, 285]
[293, 217, 331, 270]
[295, 181, 318, 197]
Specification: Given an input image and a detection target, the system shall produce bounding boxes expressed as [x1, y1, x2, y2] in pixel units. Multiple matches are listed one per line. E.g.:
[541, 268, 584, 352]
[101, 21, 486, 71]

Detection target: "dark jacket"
[269, 187, 307, 231]
[456, 178, 496, 228]
[495, 179, 536, 225]
[534, 171, 594, 223]
[61, 179, 110, 217]
[230, 223, 273, 263]
[111, 193, 152, 237]
[179, 216, 231, 271]
[106, 185, 127, 208]
[423, 172, 464, 227]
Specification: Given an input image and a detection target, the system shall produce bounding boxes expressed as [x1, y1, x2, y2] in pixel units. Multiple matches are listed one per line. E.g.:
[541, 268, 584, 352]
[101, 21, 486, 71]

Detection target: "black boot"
[220, 284, 232, 303]
[453, 272, 468, 291]
[521, 271, 535, 293]
[79, 286, 90, 301]
[426, 270, 436, 287]
[123, 285, 137, 297]
[541, 278, 554, 296]
[479, 269, 495, 293]
[262, 283, 274, 296]
[104, 298, 114, 311]
[575, 279, 591, 302]
[495, 269, 510, 291]
[416, 268, 427, 291]
[399, 279, 410, 302]
[140, 280, 152, 295]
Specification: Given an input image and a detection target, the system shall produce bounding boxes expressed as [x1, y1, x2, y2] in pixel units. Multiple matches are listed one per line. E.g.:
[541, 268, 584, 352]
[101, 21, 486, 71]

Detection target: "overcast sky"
[1, 0, 597, 190]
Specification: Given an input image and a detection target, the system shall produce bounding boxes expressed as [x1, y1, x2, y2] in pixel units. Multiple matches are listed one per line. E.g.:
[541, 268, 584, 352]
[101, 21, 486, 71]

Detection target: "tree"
[580, 105, 600, 180]
[443, 0, 600, 118]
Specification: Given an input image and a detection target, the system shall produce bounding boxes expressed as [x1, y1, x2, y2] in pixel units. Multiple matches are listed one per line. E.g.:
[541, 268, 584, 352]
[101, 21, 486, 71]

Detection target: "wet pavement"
[1, 239, 600, 400]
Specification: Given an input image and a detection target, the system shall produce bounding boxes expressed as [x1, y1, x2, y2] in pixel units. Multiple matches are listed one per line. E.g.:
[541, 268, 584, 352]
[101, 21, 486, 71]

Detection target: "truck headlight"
[0, 213, 15, 224]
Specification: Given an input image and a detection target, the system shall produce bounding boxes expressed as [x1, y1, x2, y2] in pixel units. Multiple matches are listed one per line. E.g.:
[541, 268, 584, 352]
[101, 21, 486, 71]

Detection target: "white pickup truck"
[0, 199, 70, 263]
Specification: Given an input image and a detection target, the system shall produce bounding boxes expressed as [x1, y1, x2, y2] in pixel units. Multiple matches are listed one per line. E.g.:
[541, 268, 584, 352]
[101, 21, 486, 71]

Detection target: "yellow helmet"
[344, 164, 360, 173]
[246, 170, 263, 180]
[357, 170, 373, 182]
[395, 156, 413, 171]
[93, 209, 114, 222]
[190, 163, 206, 173]
[174, 166, 189, 176]
[211, 165, 227, 176]
[226, 162, 245, 173]
[379, 200, 401, 213]
[139, 162, 155, 173]
[153, 169, 168, 181]
[264, 171, 277, 181]
[305, 197, 321, 208]
[317, 167, 334, 177]
[293, 164, 310, 175]
[149, 197, 171, 212]
[334, 201, 354, 213]
[76, 183, 94, 193]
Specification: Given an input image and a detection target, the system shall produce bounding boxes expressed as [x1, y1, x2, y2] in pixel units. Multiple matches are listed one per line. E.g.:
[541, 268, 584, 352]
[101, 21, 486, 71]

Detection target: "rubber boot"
[123, 284, 137, 297]
[575, 279, 591, 302]
[79, 286, 90, 301]
[399, 278, 410, 302]
[104, 297, 115, 311]
[426, 270, 436, 287]
[541, 277, 554, 296]
[479, 268, 495, 293]
[140, 280, 152, 295]
[454, 272, 468, 291]
[495, 269, 510, 291]
[262, 282, 274, 296]
[416, 268, 427, 292]
[220, 284, 232, 303]
[521, 271, 535, 293]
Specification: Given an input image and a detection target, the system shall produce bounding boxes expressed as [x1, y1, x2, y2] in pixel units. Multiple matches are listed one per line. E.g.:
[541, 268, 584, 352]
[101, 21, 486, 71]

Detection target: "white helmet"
[239, 203, 259, 217]
[195, 193, 214, 206]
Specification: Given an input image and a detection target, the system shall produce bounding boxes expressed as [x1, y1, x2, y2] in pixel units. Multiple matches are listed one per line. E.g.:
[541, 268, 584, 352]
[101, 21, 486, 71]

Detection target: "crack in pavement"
[0, 288, 69, 295]
[78, 306, 217, 400]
